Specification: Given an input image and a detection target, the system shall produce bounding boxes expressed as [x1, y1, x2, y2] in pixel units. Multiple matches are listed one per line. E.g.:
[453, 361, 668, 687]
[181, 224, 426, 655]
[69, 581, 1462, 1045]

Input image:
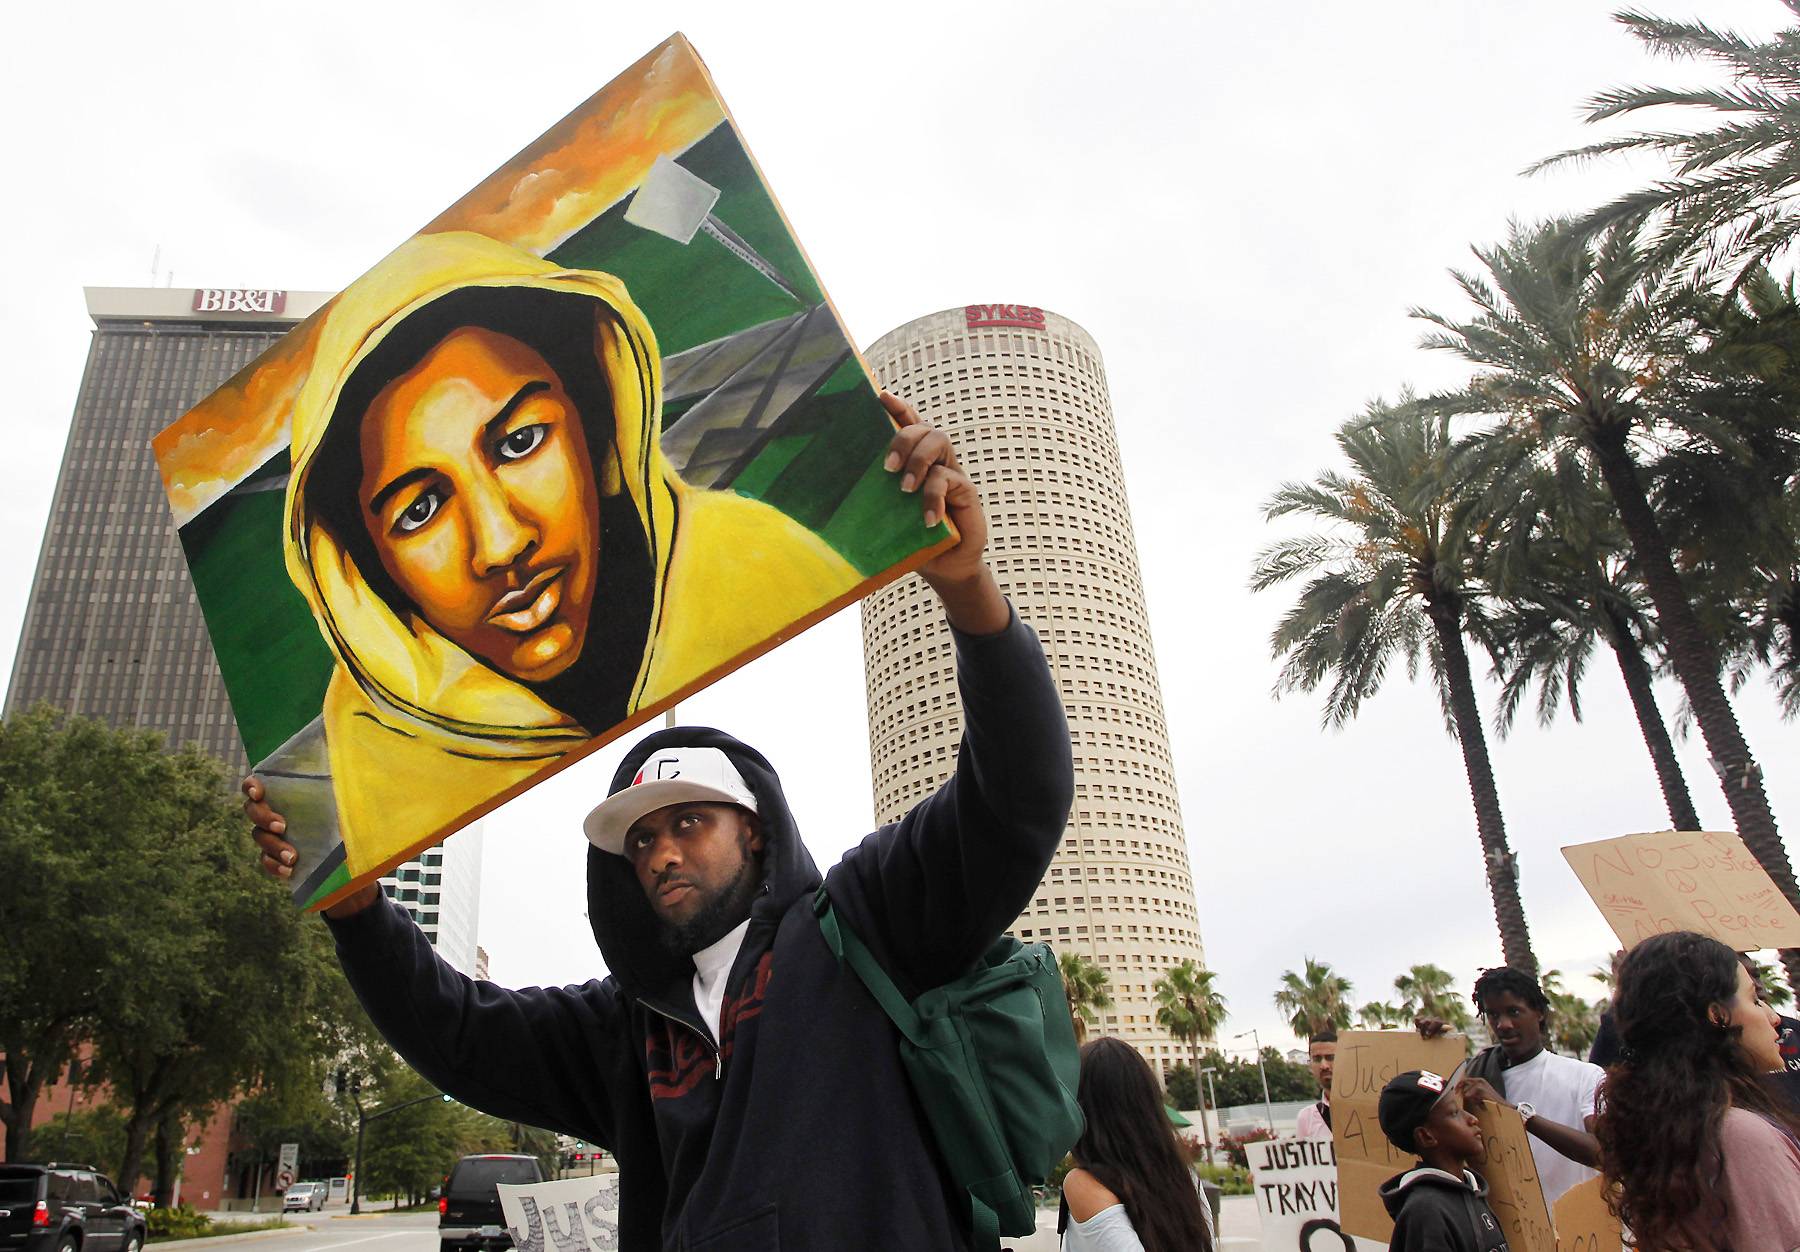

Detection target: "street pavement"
[168, 1210, 438, 1252]
[174, 1194, 1266, 1251]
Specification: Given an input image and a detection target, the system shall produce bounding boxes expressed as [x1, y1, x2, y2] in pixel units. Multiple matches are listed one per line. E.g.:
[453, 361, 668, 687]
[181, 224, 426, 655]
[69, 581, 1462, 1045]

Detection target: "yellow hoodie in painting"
[278, 230, 858, 883]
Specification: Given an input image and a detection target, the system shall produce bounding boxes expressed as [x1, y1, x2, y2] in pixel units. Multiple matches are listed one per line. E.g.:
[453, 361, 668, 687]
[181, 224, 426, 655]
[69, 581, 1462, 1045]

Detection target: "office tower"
[862, 304, 1207, 1074]
[5, 286, 329, 771]
[379, 823, 484, 977]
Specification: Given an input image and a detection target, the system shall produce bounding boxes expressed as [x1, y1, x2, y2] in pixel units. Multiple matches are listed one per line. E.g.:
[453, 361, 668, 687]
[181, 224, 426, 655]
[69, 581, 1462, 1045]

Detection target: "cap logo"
[1418, 1071, 1445, 1092]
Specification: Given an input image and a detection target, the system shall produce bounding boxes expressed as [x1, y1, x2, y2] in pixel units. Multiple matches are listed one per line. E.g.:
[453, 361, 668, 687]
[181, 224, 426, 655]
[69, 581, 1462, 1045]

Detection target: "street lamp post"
[350, 1092, 454, 1215]
[1198, 1065, 1220, 1164]
[1233, 1029, 1276, 1134]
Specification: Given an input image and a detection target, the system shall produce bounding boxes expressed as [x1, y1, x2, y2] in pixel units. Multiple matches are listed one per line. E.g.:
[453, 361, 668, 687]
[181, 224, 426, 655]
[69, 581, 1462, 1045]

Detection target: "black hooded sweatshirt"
[1378, 1168, 1511, 1252]
[324, 607, 1073, 1251]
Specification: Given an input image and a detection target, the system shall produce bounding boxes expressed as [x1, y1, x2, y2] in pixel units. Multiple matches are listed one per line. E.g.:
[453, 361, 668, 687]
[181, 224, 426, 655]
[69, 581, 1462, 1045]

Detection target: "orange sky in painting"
[153, 33, 724, 526]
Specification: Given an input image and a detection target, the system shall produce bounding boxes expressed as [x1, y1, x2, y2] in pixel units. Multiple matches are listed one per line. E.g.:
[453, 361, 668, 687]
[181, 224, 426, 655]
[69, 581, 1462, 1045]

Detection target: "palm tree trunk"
[1430, 602, 1539, 975]
[1589, 429, 1800, 986]
[1598, 605, 1702, 831]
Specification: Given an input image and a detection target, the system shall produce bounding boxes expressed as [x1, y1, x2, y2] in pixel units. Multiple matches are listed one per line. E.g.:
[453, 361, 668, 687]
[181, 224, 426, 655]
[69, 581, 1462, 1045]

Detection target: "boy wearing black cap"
[1377, 1070, 1510, 1252]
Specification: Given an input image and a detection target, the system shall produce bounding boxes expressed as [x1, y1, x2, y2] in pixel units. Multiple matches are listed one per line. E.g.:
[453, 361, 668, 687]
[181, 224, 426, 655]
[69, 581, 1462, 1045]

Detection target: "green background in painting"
[176, 118, 939, 772]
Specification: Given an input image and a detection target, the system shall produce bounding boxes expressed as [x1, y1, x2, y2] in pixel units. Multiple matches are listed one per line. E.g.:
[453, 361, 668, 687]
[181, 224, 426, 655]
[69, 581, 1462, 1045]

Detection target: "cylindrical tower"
[861, 304, 1207, 1075]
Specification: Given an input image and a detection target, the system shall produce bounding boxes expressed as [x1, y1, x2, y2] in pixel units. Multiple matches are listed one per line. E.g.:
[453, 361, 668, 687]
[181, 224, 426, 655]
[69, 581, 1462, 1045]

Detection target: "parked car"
[438, 1155, 543, 1252]
[0, 1163, 148, 1252]
[281, 1182, 326, 1213]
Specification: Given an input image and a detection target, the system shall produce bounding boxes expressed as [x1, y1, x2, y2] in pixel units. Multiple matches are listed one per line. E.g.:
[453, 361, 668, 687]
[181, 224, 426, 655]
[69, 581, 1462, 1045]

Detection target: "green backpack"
[813, 886, 1085, 1244]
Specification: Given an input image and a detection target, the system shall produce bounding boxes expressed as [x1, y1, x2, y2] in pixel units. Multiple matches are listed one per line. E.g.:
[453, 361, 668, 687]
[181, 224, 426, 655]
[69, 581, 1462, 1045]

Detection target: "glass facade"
[4, 312, 293, 771]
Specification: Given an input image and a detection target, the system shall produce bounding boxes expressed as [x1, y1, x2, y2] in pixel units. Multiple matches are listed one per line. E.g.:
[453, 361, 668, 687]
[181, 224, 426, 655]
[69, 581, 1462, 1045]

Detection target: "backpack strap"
[813, 886, 928, 1046]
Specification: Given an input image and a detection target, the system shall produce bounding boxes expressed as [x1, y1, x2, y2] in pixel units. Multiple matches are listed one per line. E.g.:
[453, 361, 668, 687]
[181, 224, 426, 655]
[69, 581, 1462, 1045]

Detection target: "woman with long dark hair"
[1596, 931, 1800, 1250]
[1062, 1037, 1214, 1252]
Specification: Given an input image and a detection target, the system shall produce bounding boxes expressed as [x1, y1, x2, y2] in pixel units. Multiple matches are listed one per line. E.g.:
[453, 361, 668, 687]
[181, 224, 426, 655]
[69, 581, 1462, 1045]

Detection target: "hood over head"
[284, 229, 674, 748]
[588, 725, 820, 1001]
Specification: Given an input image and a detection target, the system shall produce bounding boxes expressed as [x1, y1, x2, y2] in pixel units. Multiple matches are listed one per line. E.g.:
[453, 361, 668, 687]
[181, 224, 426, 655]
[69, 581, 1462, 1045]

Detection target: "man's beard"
[659, 838, 763, 955]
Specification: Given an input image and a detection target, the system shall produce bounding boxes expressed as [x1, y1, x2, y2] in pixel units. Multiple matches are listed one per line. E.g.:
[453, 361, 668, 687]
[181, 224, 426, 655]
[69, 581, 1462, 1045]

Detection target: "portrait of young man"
[259, 230, 862, 896]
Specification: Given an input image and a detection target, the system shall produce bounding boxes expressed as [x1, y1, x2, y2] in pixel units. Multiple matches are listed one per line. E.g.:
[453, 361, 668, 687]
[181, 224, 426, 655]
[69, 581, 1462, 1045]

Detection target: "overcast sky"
[3, 0, 1796, 1057]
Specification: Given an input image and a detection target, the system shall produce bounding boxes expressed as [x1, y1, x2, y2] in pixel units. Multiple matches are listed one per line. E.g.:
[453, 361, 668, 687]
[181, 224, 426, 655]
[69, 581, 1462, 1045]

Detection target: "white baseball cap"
[583, 746, 759, 856]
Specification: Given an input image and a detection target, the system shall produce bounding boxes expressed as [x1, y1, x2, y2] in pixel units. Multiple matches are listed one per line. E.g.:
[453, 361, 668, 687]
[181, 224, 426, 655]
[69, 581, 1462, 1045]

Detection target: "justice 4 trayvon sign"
[499, 1175, 620, 1252]
[1245, 1138, 1384, 1252]
[152, 34, 954, 910]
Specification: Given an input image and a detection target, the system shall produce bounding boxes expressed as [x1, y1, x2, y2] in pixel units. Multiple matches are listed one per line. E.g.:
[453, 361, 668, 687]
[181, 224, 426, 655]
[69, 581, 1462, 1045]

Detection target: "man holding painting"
[246, 394, 1076, 1250]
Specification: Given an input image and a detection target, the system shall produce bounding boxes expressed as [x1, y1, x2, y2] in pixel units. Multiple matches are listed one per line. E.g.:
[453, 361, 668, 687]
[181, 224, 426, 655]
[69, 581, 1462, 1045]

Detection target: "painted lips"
[487, 567, 565, 633]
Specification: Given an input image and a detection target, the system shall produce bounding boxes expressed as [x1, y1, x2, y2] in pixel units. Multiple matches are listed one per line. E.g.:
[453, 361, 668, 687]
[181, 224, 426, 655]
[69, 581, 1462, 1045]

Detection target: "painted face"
[623, 802, 765, 950]
[1419, 1089, 1485, 1164]
[1308, 1040, 1336, 1098]
[1483, 991, 1545, 1062]
[358, 326, 607, 683]
[1723, 961, 1784, 1073]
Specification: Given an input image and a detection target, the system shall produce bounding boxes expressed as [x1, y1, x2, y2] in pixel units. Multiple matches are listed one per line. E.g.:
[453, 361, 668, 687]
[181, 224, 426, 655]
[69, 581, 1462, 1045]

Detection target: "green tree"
[1273, 958, 1354, 1039]
[1393, 964, 1473, 1031]
[1474, 458, 1701, 831]
[1543, 4, 1800, 280]
[80, 749, 322, 1196]
[0, 709, 243, 1163]
[1153, 961, 1228, 1095]
[1356, 1002, 1412, 1029]
[1253, 402, 1537, 972]
[359, 1070, 461, 1206]
[1418, 219, 1798, 982]
[1748, 956, 1796, 1009]
[1163, 1065, 1199, 1111]
[1541, 970, 1602, 1057]
[1057, 951, 1114, 1045]
[1650, 269, 1800, 722]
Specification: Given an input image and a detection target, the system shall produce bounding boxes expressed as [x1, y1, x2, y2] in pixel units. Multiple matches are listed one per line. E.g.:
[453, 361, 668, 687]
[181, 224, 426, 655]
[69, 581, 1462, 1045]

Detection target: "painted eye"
[396, 489, 442, 533]
[497, 424, 546, 461]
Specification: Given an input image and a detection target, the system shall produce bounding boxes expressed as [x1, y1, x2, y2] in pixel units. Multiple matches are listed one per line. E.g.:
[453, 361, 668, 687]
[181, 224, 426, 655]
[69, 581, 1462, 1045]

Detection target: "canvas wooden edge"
[304, 527, 959, 913]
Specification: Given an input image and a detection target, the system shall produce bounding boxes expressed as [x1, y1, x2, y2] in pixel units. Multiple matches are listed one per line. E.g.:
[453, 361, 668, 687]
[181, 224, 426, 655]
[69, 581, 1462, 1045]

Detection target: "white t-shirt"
[1502, 1048, 1603, 1209]
[690, 919, 751, 1046]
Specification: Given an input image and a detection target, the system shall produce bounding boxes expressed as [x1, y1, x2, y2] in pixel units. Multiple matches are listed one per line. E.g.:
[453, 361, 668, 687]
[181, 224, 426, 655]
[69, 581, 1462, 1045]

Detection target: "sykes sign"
[965, 303, 1045, 330]
[192, 289, 288, 315]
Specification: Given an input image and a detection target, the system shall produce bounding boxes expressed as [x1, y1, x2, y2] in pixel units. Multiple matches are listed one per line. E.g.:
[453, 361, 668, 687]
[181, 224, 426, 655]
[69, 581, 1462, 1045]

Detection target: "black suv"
[0, 1164, 146, 1252]
[438, 1155, 543, 1252]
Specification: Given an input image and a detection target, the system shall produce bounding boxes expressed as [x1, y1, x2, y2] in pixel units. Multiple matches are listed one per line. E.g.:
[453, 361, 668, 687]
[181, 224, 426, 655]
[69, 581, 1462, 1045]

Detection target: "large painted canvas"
[151, 34, 952, 911]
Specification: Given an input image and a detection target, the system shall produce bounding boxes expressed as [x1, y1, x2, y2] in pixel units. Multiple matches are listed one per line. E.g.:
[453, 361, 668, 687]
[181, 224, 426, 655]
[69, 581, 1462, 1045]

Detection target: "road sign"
[276, 1143, 299, 1192]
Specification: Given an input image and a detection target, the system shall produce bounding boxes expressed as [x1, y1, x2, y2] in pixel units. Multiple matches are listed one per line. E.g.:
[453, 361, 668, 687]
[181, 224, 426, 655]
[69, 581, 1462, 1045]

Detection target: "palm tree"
[1058, 951, 1114, 1045]
[1154, 960, 1228, 1096]
[1253, 399, 1538, 973]
[1393, 964, 1474, 1031]
[1417, 218, 1798, 982]
[1539, 4, 1800, 280]
[1472, 453, 1702, 830]
[1273, 958, 1354, 1039]
[1356, 1001, 1412, 1029]
[1541, 970, 1602, 1057]
[1651, 268, 1800, 722]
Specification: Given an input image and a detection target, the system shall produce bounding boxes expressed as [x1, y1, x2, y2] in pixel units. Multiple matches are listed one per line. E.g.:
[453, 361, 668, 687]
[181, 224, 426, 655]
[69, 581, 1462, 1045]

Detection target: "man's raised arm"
[245, 779, 629, 1147]
[827, 394, 1074, 992]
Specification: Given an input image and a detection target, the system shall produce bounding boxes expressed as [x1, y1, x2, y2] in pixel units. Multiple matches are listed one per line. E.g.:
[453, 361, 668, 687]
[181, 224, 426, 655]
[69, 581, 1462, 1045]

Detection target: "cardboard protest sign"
[1329, 1030, 1466, 1242]
[1247, 1137, 1385, 1252]
[499, 1174, 620, 1252]
[152, 34, 955, 911]
[1562, 830, 1800, 951]
[1552, 1176, 1622, 1252]
[1473, 1101, 1554, 1252]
